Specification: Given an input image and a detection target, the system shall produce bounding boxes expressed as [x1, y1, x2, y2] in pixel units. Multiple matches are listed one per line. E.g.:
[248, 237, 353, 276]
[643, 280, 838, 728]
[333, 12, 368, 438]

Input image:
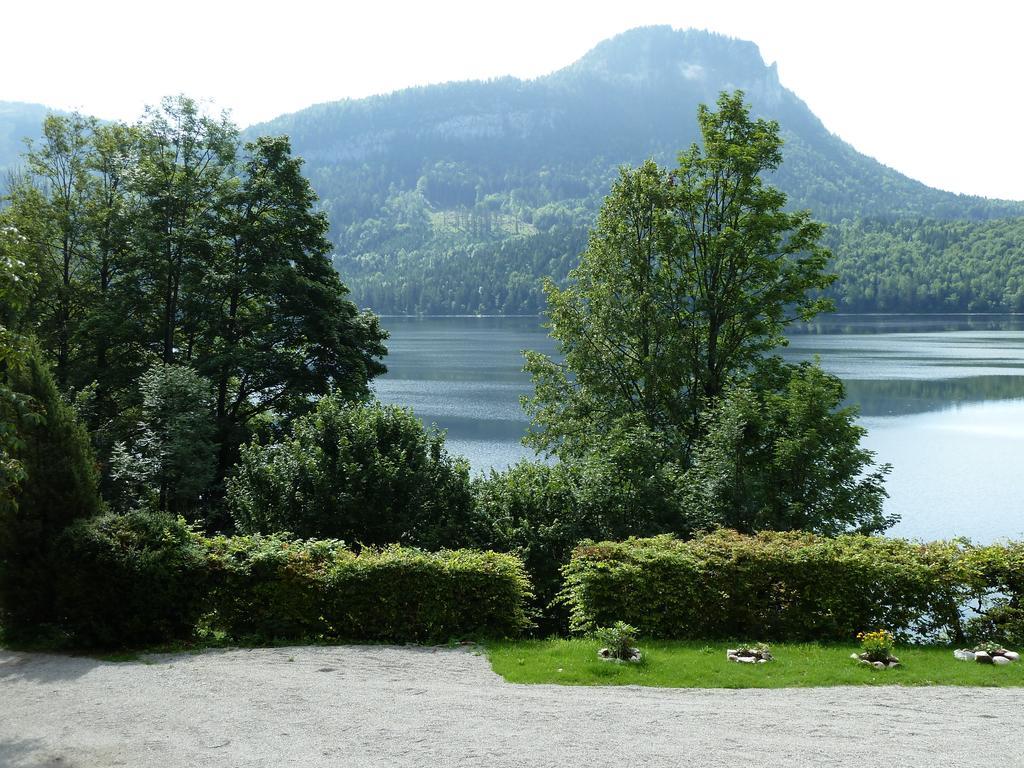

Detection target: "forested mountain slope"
[0, 102, 52, 175]
[3, 29, 1022, 314]
[246, 26, 1024, 314]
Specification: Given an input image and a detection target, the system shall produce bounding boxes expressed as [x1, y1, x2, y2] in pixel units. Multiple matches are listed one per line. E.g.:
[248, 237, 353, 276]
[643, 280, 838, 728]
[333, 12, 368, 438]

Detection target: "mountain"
[4, 29, 1023, 314]
[243, 26, 1024, 315]
[0, 102, 55, 175]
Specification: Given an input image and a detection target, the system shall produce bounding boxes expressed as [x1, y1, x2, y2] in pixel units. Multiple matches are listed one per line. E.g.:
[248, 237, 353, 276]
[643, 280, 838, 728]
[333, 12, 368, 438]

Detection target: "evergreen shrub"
[0, 345, 102, 635]
[55, 511, 208, 648]
[562, 530, 1022, 642]
[228, 399, 478, 549]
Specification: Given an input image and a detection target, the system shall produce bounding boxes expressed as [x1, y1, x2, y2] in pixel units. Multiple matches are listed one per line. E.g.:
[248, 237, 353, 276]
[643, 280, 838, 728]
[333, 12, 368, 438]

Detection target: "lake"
[372, 315, 1024, 543]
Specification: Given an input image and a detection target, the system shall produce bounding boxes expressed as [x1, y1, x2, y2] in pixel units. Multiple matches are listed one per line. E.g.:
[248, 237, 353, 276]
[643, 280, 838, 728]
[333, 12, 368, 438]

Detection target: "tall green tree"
[6, 114, 95, 390]
[201, 135, 387, 484]
[524, 91, 834, 461]
[5, 100, 389, 522]
[522, 91, 890, 534]
[133, 95, 238, 366]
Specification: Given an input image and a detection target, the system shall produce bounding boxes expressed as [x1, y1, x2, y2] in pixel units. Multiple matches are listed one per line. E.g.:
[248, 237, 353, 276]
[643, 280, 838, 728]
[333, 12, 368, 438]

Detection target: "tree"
[133, 96, 238, 367]
[199, 135, 388, 487]
[5, 114, 95, 390]
[522, 91, 890, 534]
[5, 100, 389, 523]
[683, 360, 893, 535]
[109, 364, 216, 516]
[525, 91, 834, 460]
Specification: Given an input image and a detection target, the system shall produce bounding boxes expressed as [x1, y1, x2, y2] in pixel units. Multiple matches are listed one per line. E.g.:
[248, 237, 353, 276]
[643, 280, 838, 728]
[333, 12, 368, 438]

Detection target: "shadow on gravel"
[0, 736, 78, 768]
[0, 650, 108, 684]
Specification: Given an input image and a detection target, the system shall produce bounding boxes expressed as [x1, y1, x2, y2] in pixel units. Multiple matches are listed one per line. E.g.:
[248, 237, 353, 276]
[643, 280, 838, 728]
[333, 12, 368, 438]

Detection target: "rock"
[975, 651, 993, 664]
[887, 661, 900, 669]
[726, 649, 738, 657]
[850, 653, 861, 660]
[727, 654, 739, 662]
[954, 649, 976, 661]
[993, 656, 1012, 666]
[757, 659, 769, 664]
[1004, 651, 1020, 662]
[737, 656, 756, 663]
[872, 661, 887, 670]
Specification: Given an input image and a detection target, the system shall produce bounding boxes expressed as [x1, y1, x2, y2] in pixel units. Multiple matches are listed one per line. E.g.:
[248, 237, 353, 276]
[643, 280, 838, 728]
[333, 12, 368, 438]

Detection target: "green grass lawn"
[486, 639, 1024, 688]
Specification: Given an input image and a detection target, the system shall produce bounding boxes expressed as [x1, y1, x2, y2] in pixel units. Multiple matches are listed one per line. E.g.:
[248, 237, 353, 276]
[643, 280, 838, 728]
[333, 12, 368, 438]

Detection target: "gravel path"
[1, 645, 1021, 767]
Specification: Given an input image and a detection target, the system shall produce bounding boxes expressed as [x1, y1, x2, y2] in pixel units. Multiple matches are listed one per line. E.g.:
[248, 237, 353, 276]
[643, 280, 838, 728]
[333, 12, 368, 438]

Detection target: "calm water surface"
[373, 315, 1024, 543]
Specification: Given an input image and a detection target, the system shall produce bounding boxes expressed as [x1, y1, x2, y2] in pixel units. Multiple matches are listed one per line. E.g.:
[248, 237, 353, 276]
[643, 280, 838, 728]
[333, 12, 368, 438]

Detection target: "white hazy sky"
[3, 1, 1022, 200]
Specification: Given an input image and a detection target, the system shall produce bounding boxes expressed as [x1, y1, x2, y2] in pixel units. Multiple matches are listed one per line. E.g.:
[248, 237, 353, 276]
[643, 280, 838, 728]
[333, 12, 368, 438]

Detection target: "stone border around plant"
[850, 652, 900, 669]
[726, 648, 772, 664]
[597, 647, 642, 663]
[954, 648, 1019, 665]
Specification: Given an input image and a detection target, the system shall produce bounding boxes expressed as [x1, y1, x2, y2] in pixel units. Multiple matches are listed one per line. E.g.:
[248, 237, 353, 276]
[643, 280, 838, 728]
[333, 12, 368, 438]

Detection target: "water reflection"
[793, 314, 1024, 335]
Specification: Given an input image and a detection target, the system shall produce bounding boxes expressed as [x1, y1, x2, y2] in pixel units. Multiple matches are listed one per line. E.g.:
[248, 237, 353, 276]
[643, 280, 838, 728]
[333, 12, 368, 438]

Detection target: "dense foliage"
[0, 343, 101, 635]
[205, 534, 533, 642]
[517, 92, 889, 545]
[685, 360, 892, 535]
[562, 531, 1024, 644]
[1, 99, 387, 523]
[472, 450, 707, 629]
[228, 399, 477, 549]
[55, 511, 208, 647]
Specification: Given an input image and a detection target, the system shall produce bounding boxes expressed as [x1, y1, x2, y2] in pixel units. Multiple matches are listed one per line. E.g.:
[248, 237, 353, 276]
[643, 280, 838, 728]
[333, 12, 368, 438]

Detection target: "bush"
[205, 534, 533, 642]
[0, 344, 102, 635]
[54, 511, 208, 648]
[562, 530, 982, 642]
[857, 629, 896, 662]
[595, 621, 639, 660]
[961, 541, 1024, 646]
[472, 461, 589, 631]
[228, 399, 478, 549]
[473, 448, 711, 632]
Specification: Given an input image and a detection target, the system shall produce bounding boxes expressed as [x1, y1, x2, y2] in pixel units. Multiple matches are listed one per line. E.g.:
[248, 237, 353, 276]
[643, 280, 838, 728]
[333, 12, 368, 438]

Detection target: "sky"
[3, 0, 1022, 200]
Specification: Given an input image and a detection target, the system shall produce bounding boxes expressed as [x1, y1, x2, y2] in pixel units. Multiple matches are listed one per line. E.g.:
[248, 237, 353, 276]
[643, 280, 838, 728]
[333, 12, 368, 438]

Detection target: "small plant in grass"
[595, 621, 641, 663]
[852, 630, 900, 668]
[727, 642, 773, 663]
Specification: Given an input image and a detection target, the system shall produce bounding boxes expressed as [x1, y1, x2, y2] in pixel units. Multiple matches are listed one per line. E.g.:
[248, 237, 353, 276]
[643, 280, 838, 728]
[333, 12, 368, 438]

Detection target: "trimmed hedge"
[51, 517, 532, 648]
[204, 534, 533, 643]
[562, 530, 1023, 643]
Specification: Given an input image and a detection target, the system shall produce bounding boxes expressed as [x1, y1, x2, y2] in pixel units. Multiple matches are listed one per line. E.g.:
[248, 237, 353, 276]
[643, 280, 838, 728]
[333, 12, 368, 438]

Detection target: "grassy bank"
[486, 639, 1024, 688]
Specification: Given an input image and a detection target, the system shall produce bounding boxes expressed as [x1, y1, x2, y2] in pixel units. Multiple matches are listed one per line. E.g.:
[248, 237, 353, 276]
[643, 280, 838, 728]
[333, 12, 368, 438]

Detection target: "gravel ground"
[1, 645, 1022, 768]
